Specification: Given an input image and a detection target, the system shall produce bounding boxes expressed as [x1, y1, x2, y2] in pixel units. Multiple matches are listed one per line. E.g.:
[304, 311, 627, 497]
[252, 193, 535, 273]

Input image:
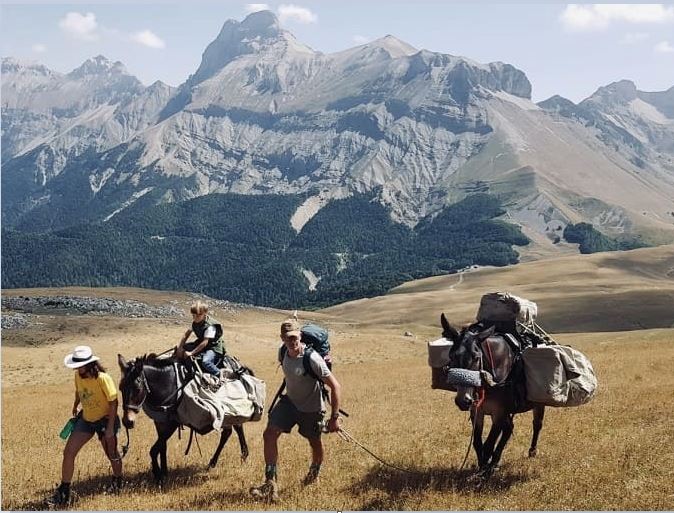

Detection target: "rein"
[482, 338, 497, 378]
[109, 426, 131, 462]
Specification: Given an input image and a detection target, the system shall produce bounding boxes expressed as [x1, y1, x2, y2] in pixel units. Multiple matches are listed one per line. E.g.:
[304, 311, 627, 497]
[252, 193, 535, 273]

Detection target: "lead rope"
[336, 427, 419, 474]
[459, 388, 484, 470]
[459, 415, 475, 471]
[108, 426, 130, 462]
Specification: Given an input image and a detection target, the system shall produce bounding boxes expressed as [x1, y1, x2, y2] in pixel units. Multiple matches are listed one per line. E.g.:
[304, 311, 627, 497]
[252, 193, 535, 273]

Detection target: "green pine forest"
[562, 222, 646, 254]
[3, 192, 533, 308]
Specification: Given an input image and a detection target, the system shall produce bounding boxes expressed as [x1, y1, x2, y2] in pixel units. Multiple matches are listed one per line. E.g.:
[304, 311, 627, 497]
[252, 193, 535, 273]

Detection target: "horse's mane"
[140, 354, 177, 369]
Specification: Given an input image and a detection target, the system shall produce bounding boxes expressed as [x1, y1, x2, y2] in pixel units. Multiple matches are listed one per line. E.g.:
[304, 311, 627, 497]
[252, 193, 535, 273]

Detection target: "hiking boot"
[302, 467, 320, 486]
[249, 479, 279, 503]
[45, 486, 71, 509]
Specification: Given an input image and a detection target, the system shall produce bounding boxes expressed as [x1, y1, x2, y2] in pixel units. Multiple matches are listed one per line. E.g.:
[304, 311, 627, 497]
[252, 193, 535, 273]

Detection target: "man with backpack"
[250, 319, 342, 503]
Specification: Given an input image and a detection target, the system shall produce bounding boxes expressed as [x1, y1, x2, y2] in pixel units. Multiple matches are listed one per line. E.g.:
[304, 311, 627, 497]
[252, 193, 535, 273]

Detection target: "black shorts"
[268, 396, 324, 439]
[73, 414, 121, 439]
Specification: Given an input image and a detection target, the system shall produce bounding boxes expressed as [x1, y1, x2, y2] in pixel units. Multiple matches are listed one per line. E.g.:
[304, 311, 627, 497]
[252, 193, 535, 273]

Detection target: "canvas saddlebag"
[522, 345, 597, 407]
[177, 372, 266, 433]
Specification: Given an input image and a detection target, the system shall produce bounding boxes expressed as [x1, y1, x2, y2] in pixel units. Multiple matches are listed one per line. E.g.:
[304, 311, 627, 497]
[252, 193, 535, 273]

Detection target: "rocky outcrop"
[1, 296, 183, 318]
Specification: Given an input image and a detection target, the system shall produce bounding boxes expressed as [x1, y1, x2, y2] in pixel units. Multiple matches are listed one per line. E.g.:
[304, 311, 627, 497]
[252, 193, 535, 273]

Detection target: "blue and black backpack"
[279, 323, 332, 378]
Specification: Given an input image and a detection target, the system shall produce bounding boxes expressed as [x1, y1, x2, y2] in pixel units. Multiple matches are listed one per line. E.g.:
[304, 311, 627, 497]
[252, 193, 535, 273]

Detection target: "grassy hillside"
[2, 288, 674, 510]
[322, 244, 674, 333]
[3, 246, 674, 509]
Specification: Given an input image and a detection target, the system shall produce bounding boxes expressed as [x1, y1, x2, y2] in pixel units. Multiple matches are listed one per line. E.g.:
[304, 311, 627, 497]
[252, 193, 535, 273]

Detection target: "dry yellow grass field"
[2, 245, 674, 510]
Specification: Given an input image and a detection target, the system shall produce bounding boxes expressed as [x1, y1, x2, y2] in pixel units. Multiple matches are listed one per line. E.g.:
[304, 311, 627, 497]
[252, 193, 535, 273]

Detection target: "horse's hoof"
[208, 461, 217, 469]
[529, 448, 537, 458]
[476, 466, 495, 480]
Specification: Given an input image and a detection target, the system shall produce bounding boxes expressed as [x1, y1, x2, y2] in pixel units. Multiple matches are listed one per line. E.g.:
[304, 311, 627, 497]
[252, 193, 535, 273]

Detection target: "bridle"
[450, 329, 488, 405]
[121, 363, 149, 414]
[114, 362, 150, 461]
[454, 330, 488, 470]
[122, 358, 195, 414]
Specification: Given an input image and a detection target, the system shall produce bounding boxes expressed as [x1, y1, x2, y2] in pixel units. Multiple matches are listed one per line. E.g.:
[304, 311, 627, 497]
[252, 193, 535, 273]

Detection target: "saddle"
[479, 335, 515, 384]
[480, 334, 528, 410]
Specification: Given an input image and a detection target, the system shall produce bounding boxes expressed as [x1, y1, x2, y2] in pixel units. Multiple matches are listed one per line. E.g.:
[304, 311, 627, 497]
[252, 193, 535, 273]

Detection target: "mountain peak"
[1, 57, 54, 76]
[240, 9, 280, 35]
[586, 79, 638, 105]
[189, 12, 313, 86]
[69, 55, 128, 78]
[366, 35, 417, 57]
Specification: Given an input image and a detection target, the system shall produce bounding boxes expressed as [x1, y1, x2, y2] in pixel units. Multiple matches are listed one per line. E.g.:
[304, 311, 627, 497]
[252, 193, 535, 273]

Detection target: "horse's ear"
[118, 354, 129, 371]
[441, 313, 459, 342]
[478, 325, 496, 340]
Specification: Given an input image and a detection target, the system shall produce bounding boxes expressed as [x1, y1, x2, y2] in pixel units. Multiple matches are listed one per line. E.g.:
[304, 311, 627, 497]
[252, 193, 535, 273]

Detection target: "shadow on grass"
[347, 463, 535, 510]
[19, 464, 217, 510]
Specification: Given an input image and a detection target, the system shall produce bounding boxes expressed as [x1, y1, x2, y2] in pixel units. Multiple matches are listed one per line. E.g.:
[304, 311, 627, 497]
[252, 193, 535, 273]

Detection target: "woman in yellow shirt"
[48, 346, 123, 507]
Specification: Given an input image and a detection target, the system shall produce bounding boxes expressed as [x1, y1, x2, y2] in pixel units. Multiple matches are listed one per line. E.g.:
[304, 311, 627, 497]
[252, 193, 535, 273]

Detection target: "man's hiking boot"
[45, 486, 71, 509]
[302, 467, 320, 486]
[249, 478, 279, 503]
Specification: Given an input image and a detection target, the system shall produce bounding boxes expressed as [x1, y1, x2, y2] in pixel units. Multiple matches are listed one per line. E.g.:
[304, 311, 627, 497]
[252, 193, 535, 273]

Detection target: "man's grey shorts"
[269, 395, 324, 439]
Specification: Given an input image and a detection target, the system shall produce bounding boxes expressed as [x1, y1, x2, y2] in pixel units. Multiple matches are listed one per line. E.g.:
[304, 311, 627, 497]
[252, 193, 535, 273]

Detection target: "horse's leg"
[529, 405, 545, 457]
[208, 426, 233, 469]
[150, 421, 179, 484]
[488, 414, 514, 470]
[149, 422, 163, 482]
[479, 420, 502, 472]
[233, 423, 249, 462]
[471, 408, 486, 468]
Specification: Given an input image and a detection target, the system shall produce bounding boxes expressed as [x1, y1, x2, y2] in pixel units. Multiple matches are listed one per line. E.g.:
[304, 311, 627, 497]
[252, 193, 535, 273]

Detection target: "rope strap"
[336, 427, 419, 475]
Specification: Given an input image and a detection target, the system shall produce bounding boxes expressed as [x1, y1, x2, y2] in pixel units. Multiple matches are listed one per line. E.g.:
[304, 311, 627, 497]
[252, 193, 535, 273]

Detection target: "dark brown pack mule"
[440, 314, 546, 477]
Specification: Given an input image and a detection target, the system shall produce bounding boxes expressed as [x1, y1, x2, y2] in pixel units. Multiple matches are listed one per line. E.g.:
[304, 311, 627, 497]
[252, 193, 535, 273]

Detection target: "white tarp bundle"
[522, 345, 597, 407]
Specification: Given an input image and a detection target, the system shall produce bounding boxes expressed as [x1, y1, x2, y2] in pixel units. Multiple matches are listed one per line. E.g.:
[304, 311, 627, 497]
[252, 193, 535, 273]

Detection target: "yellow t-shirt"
[75, 372, 118, 422]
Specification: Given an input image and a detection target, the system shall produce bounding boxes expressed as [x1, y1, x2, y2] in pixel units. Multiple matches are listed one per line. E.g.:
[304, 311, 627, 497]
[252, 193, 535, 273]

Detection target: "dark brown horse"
[117, 354, 249, 483]
[440, 314, 545, 476]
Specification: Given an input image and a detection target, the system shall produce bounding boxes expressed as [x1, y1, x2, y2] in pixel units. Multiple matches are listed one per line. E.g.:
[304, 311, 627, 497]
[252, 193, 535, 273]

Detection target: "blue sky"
[1, 1, 673, 103]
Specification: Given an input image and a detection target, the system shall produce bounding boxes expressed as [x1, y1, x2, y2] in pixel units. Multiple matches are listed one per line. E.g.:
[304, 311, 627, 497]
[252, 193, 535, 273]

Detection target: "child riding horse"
[117, 354, 250, 483]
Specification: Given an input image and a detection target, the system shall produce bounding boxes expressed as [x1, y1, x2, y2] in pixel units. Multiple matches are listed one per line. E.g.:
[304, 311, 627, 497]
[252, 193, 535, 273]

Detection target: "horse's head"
[440, 314, 494, 411]
[118, 354, 147, 429]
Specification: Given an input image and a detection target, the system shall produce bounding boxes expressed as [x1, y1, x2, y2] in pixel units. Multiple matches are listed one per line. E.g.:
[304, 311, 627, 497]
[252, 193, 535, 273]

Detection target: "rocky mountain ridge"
[2, 10, 674, 249]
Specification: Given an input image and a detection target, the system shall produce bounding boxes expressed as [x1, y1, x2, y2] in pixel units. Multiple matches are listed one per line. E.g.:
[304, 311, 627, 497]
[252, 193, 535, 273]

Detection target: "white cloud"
[654, 40, 674, 53]
[245, 3, 269, 14]
[131, 30, 166, 49]
[353, 35, 371, 45]
[32, 43, 47, 53]
[58, 12, 99, 41]
[560, 4, 674, 31]
[621, 32, 650, 44]
[278, 4, 317, 24]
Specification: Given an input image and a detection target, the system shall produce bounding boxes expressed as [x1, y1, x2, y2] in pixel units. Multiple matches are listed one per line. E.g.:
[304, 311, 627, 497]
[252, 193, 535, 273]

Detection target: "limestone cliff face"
[2, 11, 673, 245]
